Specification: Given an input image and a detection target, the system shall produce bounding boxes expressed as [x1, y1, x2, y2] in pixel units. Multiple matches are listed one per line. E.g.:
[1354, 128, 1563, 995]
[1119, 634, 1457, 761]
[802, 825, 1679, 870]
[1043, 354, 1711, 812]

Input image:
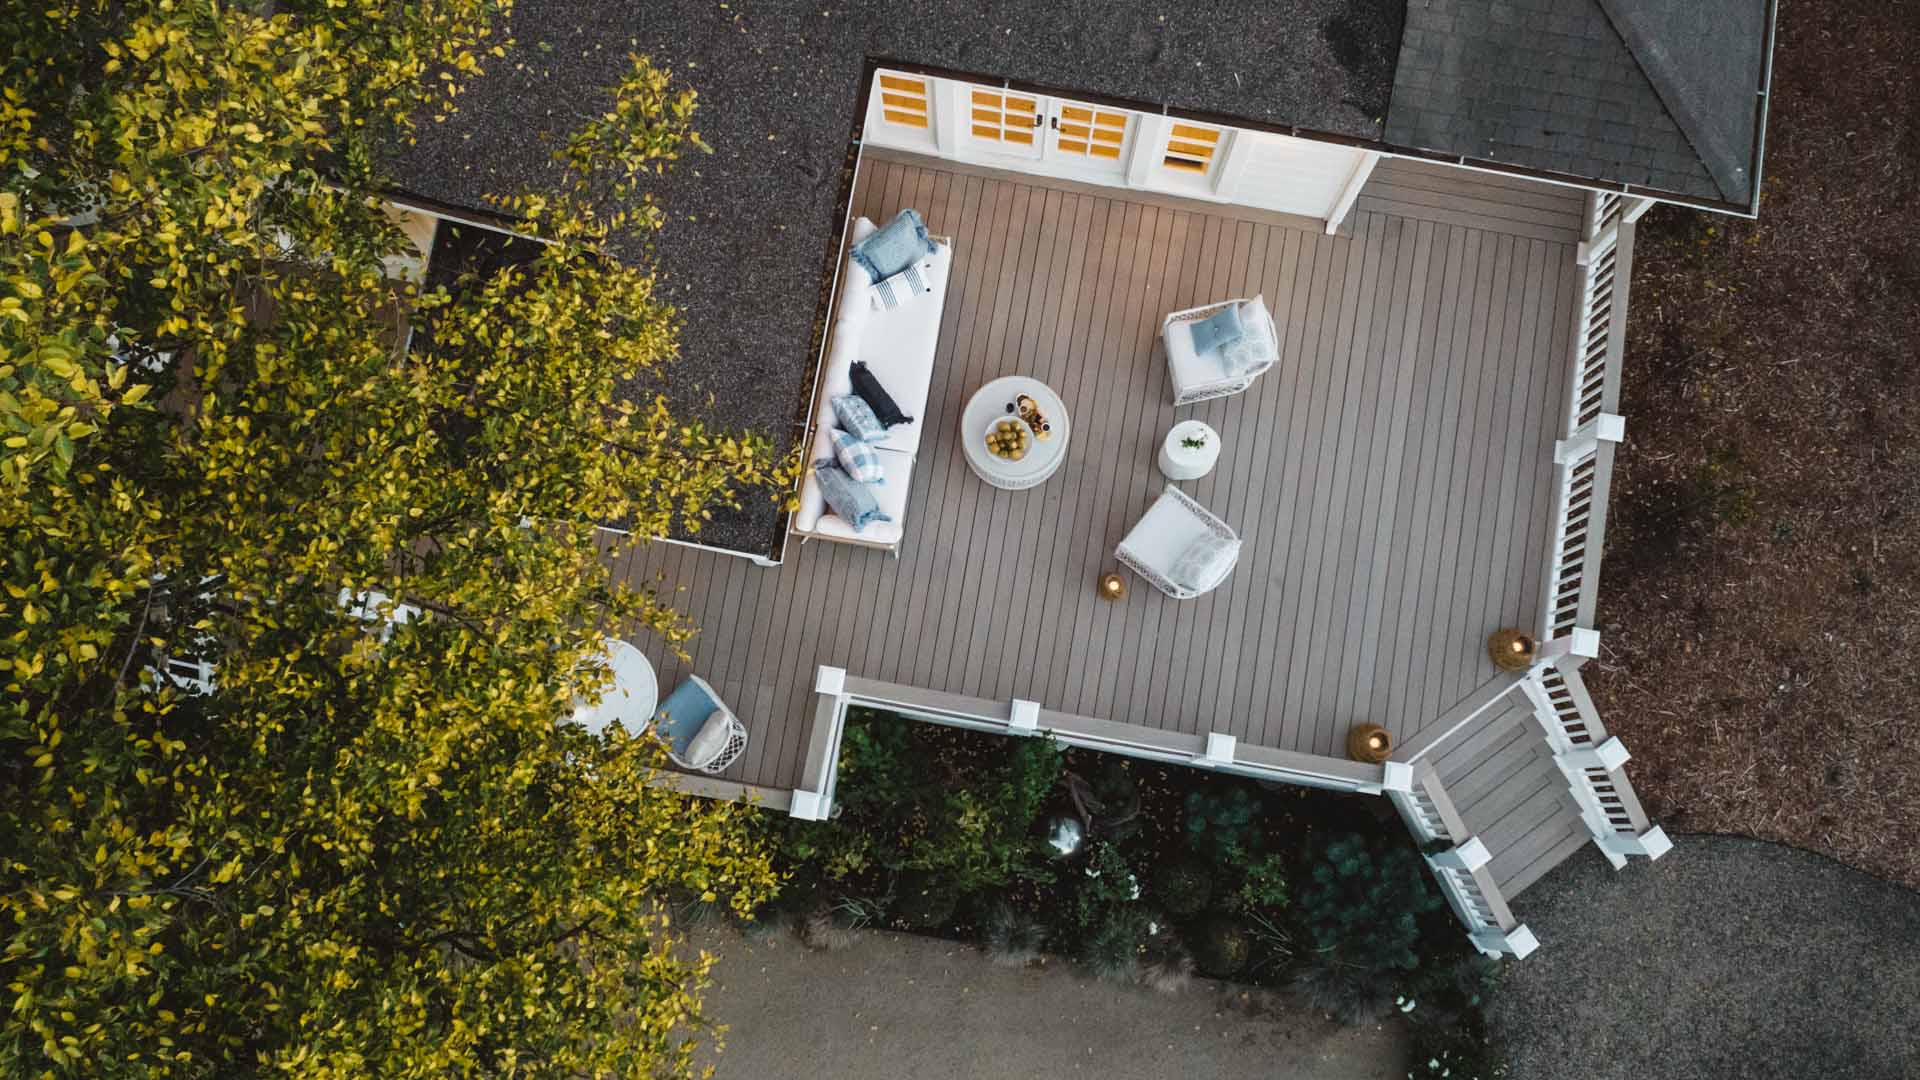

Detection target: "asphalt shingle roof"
[389, 0, 1406, 556]
[1385, 0, 1769, 206]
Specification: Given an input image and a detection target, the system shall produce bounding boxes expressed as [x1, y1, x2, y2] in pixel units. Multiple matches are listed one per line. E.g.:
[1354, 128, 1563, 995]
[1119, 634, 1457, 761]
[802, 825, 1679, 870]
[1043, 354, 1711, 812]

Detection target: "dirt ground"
[691, 927, 1405, 1080]
[1591, 0, 1920, 887]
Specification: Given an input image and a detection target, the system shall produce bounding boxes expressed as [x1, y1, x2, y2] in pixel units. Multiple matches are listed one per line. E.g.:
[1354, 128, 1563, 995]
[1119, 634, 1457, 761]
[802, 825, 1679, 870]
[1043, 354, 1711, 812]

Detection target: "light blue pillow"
[851, 209, 936, 284]
[831, 429, 885, 484]
[813, 462, 891, 531]
[1187, 304, 1245, 356]
[831, 394, 886, 443]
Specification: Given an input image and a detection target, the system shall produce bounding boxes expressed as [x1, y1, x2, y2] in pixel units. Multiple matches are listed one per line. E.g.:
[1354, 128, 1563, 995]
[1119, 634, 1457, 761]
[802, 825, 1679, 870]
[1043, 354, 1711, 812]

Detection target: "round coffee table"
[961, 376, 1071, 490]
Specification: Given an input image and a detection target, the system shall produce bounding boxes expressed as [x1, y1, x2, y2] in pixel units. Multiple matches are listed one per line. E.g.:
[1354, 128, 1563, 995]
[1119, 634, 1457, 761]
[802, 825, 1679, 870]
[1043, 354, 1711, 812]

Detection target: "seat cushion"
[656, 677, 721, 745]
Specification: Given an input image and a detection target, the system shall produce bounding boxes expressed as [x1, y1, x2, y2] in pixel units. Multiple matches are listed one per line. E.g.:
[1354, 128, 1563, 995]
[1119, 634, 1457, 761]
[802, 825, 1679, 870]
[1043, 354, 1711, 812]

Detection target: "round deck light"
[1487, 628, 1537, 671]
[1097, 572, 1127, 601]
[1347, 724, 1394, 763]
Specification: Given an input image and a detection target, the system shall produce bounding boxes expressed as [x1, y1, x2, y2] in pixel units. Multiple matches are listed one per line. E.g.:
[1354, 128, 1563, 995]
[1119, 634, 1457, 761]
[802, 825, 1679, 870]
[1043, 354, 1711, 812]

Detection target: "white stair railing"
[1521, 660, 1671, 867]
[1386, 765, 1538, 958]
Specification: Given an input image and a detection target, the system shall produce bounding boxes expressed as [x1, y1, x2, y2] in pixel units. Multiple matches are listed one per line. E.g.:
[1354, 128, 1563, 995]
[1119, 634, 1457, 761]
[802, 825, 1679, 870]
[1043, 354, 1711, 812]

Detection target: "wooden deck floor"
[615, 154, 1587, 795]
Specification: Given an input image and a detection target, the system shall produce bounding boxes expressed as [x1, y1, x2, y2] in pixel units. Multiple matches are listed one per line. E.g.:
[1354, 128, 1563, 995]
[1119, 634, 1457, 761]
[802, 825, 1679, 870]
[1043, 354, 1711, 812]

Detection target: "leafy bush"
[816, 714, 1066, 901]
[1139, 924, 1196, 994]
[1068, 841, 1143, 930]
[1183, 786, 1260, 860]
[1190, 915, 1253, 978]
[1153, 858, 1214, 916]
[1235, 854, 1291, 912]
[979, 900, 1048, 968]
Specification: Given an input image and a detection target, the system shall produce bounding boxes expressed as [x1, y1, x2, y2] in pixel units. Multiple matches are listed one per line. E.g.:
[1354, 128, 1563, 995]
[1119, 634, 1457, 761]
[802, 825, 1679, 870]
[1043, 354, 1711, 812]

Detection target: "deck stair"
[1427, 688, 1589, 899]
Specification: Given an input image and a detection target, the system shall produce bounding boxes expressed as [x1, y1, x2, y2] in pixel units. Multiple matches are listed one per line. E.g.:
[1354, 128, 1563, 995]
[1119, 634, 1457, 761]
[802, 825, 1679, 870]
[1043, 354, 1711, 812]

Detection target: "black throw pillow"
[850, 362, 914, 428]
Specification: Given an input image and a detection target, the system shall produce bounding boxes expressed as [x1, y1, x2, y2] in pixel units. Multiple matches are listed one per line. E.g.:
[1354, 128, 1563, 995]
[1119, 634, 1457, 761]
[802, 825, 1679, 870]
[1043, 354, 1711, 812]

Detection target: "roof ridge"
[1592, 0, 1752, 204]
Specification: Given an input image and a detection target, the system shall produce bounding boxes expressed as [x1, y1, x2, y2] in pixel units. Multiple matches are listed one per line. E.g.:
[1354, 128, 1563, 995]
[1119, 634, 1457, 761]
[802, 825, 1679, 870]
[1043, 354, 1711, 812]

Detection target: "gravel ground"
[1493, 835, 1920, 1080]
[388, 0, 1403, 554]
[692, 926, 1405, 1079]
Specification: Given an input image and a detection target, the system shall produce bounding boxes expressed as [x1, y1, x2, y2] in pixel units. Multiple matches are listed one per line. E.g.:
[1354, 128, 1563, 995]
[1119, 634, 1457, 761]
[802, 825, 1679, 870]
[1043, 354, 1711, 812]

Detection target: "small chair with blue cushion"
[1162, 295, 1280, 405]
[653, 675, 750, 774]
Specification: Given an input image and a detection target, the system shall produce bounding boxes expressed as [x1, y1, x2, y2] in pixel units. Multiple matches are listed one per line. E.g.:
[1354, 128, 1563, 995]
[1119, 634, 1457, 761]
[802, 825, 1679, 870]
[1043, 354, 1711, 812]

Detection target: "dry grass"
[1593, 0, 1920, 886]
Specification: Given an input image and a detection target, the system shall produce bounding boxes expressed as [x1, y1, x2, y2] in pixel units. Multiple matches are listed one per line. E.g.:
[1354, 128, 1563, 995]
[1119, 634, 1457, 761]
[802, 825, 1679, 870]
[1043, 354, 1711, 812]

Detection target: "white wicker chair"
[655, 675, 750, 774]
[1161, 295, 1279, 406]
[1115, 484, 1243, 599]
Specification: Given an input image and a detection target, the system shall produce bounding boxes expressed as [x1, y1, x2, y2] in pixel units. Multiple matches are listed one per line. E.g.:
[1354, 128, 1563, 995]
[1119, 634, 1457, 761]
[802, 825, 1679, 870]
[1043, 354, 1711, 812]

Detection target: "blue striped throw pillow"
[871, 259, 935, 311]
[831, 429, 885, 484]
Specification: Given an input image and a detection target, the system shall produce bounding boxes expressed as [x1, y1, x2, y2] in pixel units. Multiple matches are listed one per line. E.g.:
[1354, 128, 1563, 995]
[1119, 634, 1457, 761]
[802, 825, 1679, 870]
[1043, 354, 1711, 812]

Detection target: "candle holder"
[1097, 572, 1127, 601]
[1487, 628, 1536, 671]
[1347, 724, 1393, 764]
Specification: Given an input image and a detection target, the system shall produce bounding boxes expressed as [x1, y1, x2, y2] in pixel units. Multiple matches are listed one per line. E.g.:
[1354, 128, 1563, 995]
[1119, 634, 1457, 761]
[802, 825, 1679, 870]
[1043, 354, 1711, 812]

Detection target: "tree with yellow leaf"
[2, 4, 782, 1075]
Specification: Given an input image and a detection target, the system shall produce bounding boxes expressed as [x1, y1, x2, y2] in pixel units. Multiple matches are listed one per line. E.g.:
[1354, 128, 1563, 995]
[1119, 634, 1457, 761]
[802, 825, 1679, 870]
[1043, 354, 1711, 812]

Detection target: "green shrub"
[890, 870, 959, 930]
[1183, 786, 1260, 861]
[1153, 858, 1214, 916]
[1404, 953, 1508, 1077]
[1297, 834, 1442, 974]
[1190, 915, 1252, 978]
[1293, 834, 1446, 1026]
[1139, 923, 1195, 994]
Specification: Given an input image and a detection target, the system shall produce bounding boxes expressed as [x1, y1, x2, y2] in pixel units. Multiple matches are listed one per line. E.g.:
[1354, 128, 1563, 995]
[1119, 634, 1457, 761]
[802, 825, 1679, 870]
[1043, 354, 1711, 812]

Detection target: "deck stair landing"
[1427, 687, 1588, 899]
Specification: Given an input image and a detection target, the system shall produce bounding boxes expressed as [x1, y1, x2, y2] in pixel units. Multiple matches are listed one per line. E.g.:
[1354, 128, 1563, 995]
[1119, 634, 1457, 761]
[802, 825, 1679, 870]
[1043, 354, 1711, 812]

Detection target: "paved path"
[1495, 836, 1920, 1080]
[694, 927, 1403, 1079]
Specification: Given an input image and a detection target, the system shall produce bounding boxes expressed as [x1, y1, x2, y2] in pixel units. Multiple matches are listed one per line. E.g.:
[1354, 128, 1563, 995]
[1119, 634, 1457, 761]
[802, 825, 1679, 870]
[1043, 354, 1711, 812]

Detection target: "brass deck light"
[1097, 571, 1127, 601]
[1347, 724, 1393, 763]
[1487, 628, 1536, 671]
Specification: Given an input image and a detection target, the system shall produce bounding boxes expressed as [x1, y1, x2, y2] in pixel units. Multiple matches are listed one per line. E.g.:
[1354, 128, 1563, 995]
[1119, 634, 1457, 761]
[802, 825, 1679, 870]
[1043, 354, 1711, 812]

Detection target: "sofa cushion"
[830, 428, 885, 484]
[830, 394, 887, 443]
[851, 208, 936, 283]
[851, 361, 914, 427]
[813, 461, 891, 532]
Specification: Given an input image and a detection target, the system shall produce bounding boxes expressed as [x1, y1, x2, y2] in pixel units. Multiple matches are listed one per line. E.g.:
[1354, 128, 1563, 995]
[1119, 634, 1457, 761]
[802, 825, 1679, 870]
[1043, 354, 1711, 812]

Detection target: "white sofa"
[791, 216, 953, 553]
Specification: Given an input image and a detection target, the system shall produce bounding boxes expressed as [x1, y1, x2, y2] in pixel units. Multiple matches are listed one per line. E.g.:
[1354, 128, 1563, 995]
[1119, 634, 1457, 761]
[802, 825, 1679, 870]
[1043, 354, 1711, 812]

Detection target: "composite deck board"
[614, 156, 1582, 793]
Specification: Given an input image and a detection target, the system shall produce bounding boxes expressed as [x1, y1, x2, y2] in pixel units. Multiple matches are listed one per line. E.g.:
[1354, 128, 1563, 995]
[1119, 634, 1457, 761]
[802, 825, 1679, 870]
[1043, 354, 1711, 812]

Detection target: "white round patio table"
[961, 375, 1071, 490]
[567, 639, 658, 737]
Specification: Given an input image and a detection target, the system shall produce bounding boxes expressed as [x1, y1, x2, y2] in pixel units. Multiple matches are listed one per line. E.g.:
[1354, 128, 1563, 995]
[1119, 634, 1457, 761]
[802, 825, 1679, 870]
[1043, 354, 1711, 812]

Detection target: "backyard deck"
[613, 151, 1593, 817]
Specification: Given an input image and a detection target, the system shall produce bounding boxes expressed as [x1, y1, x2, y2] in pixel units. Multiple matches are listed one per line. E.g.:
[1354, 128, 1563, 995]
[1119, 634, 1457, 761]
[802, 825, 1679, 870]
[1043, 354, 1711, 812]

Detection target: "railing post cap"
[1595, 413, 1627, 442]
[1639, 825, 1674, 860]
[1008, 698, 1041, 732]
[1455, 836, 1492, 871]
[1201, 732, 1236, 765]
[787, 790, 829, 821]
[1381, 761, 1415, 792]
[1570, 628, 1601, 657]
[813, 666, 847, 695]
[1506, 924, 1540, 959]
[1594, 736, 1632, 771]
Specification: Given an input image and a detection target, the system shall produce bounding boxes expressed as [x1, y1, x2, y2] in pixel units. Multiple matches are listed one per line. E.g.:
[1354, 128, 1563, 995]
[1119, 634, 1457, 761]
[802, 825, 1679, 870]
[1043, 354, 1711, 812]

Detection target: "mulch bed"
[1590, 0, 1920, 887]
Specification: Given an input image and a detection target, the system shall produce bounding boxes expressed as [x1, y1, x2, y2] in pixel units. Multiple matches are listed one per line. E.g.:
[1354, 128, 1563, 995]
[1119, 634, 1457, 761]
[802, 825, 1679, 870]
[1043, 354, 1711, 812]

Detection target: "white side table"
[1159, 420, 1221, 481]
[568, 639, 659, 737]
